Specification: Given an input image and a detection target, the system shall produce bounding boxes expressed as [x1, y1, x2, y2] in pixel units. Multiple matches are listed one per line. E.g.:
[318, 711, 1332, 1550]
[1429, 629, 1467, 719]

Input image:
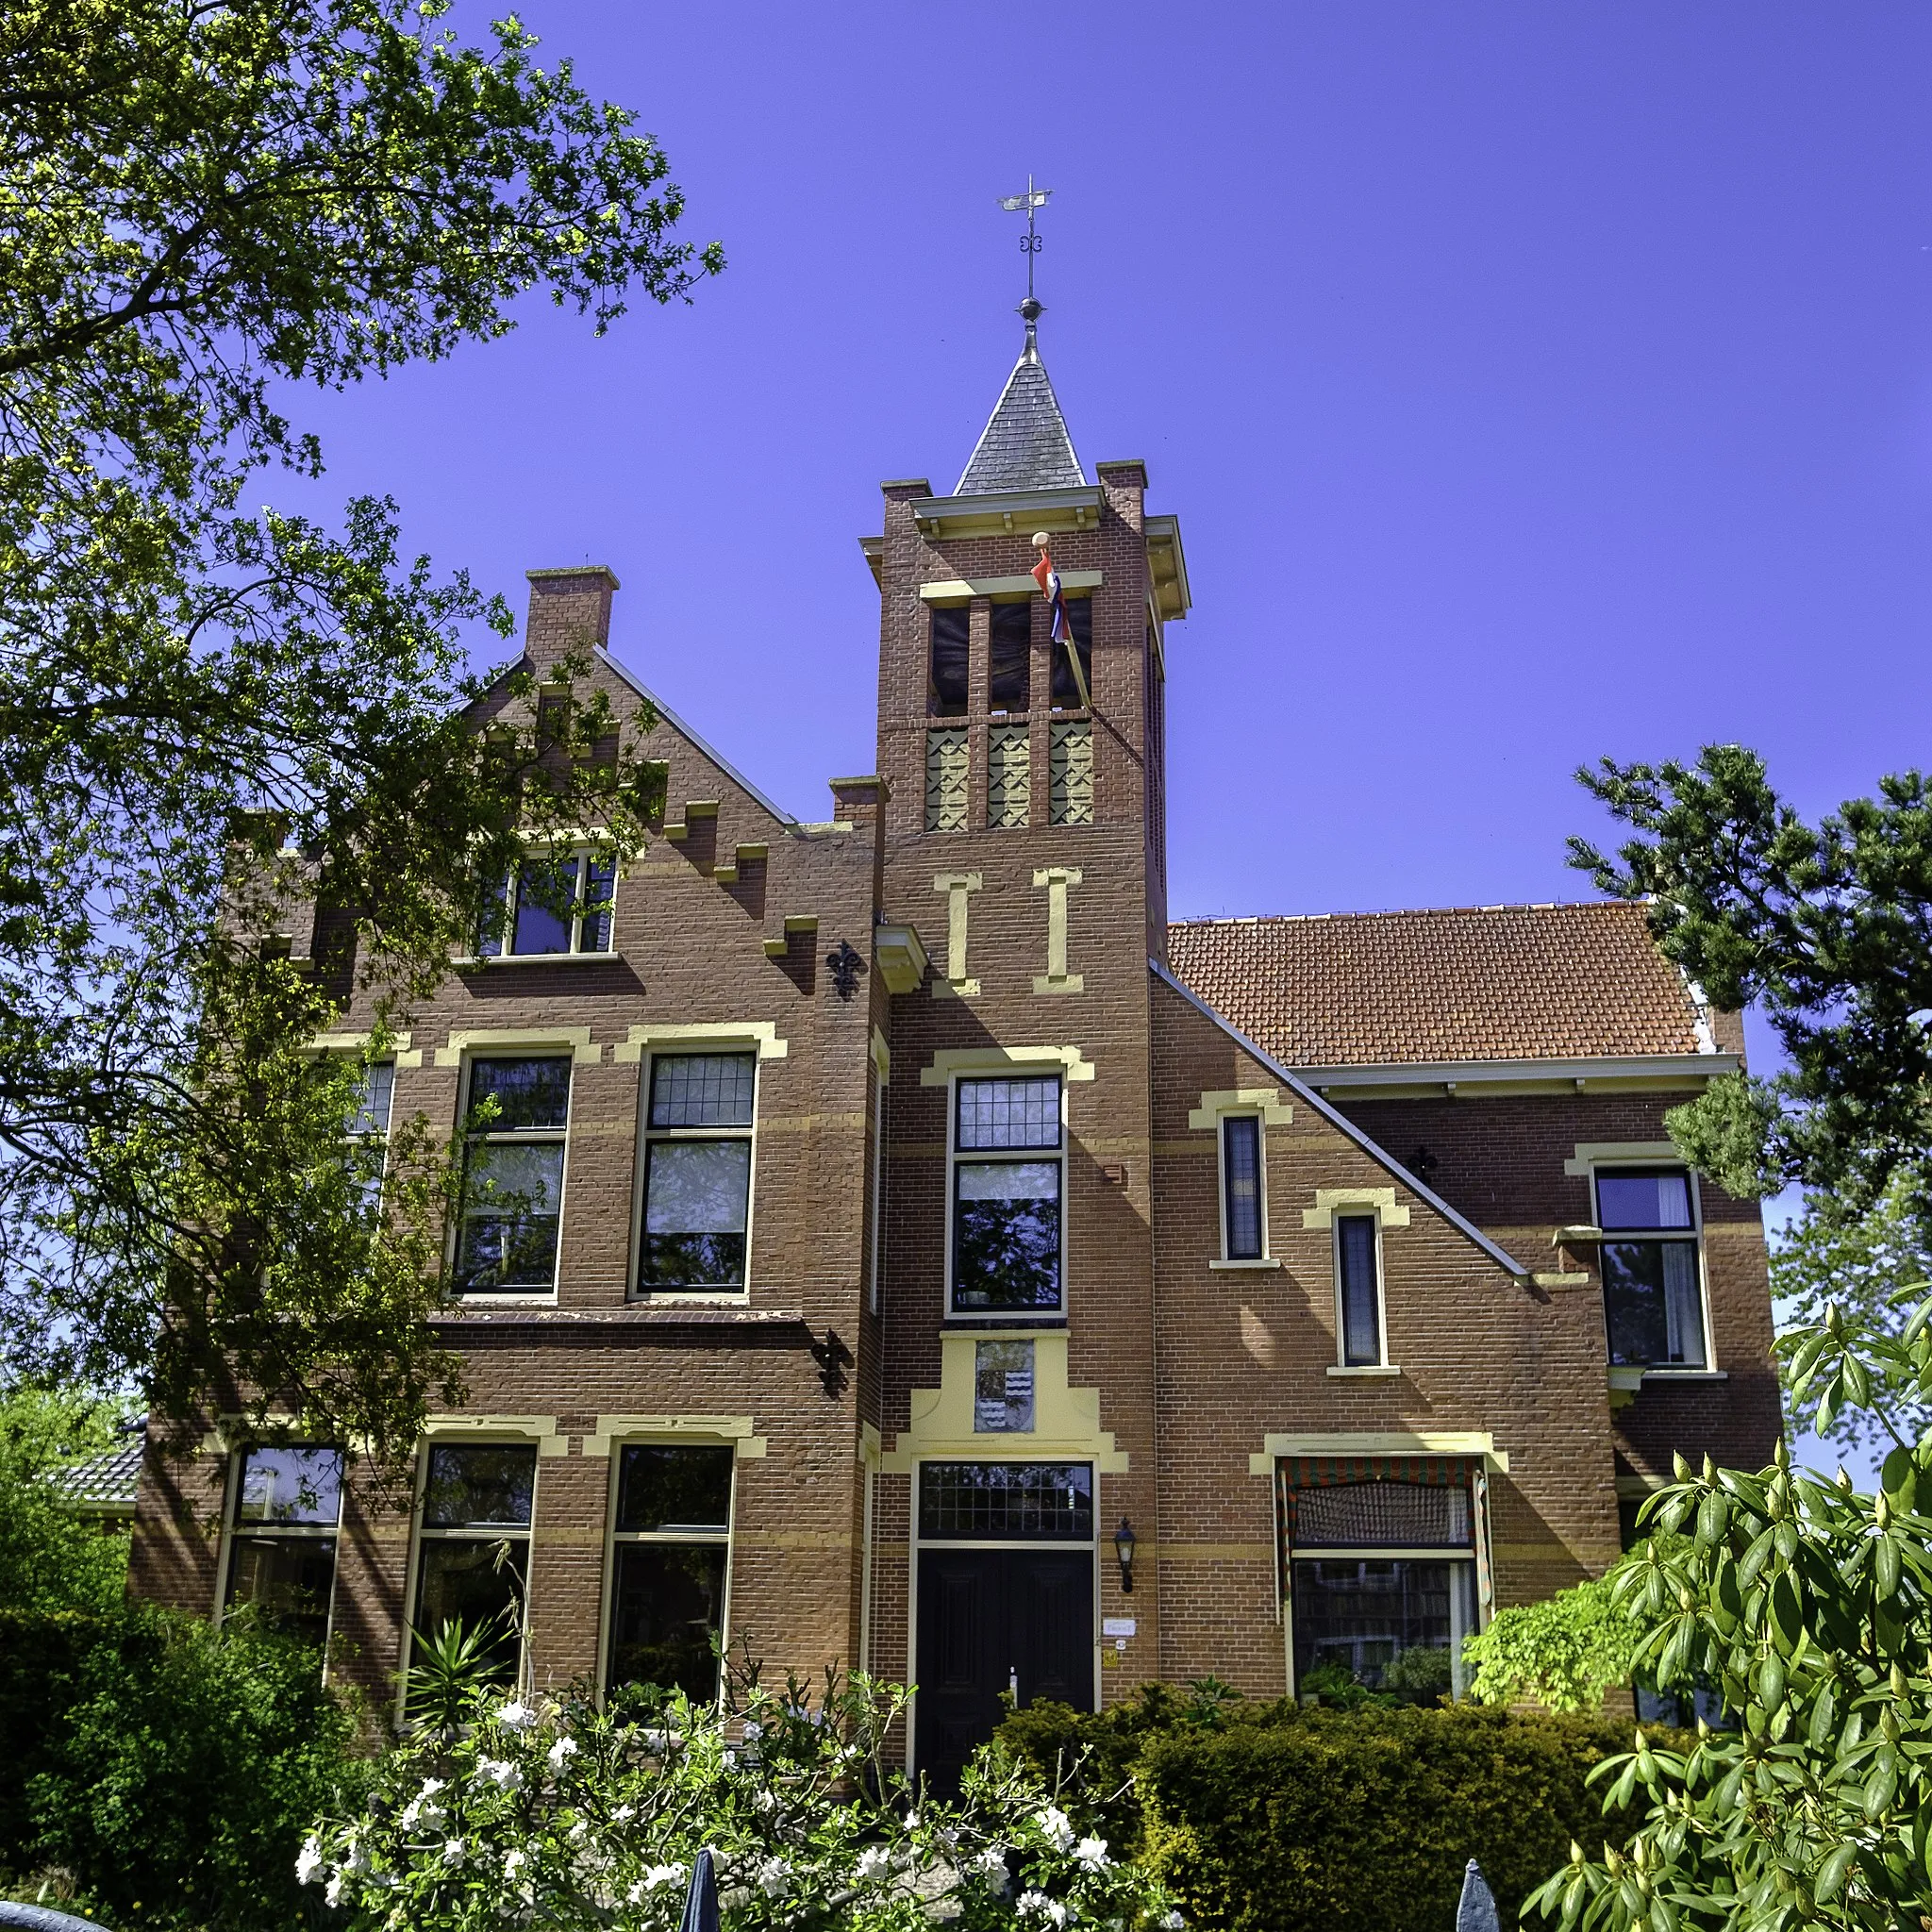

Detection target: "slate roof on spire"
[956, 311, 1085, 495]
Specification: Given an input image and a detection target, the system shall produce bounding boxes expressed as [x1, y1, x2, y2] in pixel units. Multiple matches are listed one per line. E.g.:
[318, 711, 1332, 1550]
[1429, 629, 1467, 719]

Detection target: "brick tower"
[861, 299, 1191, 1782]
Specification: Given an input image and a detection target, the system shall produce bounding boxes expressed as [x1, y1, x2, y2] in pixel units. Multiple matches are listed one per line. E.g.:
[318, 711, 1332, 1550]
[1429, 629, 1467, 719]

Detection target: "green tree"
[0, 0, 714, 1475]
[1569, 745, 1932, 1206]
[1461, 1571, 1649, 1716]
[1769, 1169, 1932, 1461]
[0, 1384, 135, 1616]
[1524, 1299, 1932, 1929]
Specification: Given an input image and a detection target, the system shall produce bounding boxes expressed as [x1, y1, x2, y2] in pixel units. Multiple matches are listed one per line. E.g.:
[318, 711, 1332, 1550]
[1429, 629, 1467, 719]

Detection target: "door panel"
[1013, 1551, 1093, 1708]
[915, 1548, 1093, 1794]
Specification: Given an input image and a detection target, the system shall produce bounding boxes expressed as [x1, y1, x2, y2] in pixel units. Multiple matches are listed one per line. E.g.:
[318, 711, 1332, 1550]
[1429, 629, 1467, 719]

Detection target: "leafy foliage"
[0, 1603, 370, 1929]
[1525, 1291, 1932, 1929]
[1002, 1686, 1664, 1932]
[0, 0, 714, 1471]
[1569, 744, 1932, 1205]
[1462, 1571, 1651, 1715]
[1768, 1168, 1932, 1458]
[308, 1664, 1176, 1932]
[0, 1384, 136, 1617]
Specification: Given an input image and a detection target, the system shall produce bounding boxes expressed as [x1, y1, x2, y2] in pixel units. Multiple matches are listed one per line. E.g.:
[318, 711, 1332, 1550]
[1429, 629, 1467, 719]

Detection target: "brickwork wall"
[1335, 1092, 1781, 1487]
[1148, 978, 1627, 1698]
[131, 571, 885, 1707]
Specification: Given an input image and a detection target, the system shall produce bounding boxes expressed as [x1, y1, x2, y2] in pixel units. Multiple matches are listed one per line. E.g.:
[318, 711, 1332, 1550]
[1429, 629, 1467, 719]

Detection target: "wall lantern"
[1113, 1517, 1137, 1594]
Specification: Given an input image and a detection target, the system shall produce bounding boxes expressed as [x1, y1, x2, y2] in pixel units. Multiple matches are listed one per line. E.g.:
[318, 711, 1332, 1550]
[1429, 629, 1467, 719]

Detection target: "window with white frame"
[1284, 1474, 1477, 1702]
[951, 1074, 1062, 1313]
[636, 1053, 757, 1292]
[225, 1444, 343, 1648]
[1220, 1114, 1264, 1260]
[606, 1443, 733, 1703]
[457, 1057, 572, 1293]
[413, 1441, 537, 1684]
[346, 1058, 393, 1216]
[478, 848, 616, 958]
[1596, 1166, 1707, 1368]
[1335, 1215, 1385, 1366]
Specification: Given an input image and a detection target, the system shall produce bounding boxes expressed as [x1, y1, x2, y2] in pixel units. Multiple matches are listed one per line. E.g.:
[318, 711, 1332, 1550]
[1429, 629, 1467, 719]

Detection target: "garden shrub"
[0, 1604, 371, 1931]
[999, 1689, 1672, 1932]
[308, 1666, 1179, 1932]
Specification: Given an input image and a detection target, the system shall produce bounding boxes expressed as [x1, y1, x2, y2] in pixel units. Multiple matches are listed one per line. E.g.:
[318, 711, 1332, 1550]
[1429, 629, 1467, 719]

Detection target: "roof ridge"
[1168, 898, 1644, 929]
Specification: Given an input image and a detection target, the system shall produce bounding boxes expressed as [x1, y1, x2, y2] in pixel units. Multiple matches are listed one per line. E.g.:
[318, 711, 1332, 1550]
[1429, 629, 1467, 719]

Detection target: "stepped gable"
[1165, 899, 1705, 1066]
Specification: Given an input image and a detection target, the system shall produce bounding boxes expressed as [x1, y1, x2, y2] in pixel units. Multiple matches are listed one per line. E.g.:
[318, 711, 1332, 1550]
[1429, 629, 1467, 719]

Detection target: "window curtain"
[1274, 1456, 1481, 1623]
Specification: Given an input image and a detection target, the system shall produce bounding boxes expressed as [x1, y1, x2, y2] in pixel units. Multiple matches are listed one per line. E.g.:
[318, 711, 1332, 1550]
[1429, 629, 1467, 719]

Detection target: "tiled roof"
[956, 325, 1084, 494]
[45, 1432, 145, 1514]
[1165, 901, 1707, 1067]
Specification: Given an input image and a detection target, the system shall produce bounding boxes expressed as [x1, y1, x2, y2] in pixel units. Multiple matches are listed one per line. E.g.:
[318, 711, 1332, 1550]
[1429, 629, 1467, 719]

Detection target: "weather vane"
[998, 176, 1052, 305]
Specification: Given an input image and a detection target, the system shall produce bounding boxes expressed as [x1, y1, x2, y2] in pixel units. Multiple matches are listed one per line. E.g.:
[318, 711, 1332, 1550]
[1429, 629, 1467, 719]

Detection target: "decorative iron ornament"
[824, 939, 863, 1001]
[998, 176, 1052, 302]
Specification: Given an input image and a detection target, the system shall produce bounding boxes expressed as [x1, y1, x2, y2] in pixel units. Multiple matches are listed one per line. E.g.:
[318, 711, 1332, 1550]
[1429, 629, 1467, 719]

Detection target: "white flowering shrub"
[303, 1666, 1179, 1932]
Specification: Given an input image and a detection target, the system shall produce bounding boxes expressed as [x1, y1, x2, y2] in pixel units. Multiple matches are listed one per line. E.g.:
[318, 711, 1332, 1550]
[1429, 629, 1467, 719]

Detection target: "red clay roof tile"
[1165, 901, 1705, 1066]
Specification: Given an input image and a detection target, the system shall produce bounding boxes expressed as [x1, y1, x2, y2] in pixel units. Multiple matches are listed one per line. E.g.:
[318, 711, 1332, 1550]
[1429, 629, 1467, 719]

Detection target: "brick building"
[131, 305, 1777, 1782]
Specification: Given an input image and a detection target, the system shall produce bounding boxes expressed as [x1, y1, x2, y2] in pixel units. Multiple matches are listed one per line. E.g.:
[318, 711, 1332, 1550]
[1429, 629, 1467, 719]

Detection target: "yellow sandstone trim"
[1302, 1187, 1410, 1231]
[583, 1414, 768, 1459]
[1030, 866, 1084, 994]
[612, 1021, 788, 1064]
[435, 1027, 600, 1068]
[882, 1331, 1126, 1473]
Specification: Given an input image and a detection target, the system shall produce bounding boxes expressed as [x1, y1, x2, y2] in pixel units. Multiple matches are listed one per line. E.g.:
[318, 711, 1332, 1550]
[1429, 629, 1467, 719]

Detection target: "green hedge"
[0, 1606, 371, 1931]
[999, 1687, 1671, 1932]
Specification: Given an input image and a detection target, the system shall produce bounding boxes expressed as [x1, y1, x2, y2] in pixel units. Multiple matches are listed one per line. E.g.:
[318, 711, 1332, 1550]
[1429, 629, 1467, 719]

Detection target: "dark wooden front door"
[914, 1547, 1094, 1793]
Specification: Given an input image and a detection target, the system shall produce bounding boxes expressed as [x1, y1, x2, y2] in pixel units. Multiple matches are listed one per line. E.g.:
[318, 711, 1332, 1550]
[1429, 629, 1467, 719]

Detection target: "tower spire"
[957, 182, 1082, 494]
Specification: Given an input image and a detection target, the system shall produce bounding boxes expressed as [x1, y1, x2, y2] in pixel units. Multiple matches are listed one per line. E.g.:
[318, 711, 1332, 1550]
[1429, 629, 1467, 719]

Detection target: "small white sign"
[1102, 1617, 1137, 1639]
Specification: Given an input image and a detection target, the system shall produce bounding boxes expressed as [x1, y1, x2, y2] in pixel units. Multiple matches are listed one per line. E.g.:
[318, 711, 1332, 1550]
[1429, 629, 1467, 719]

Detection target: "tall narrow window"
[1049, 596, 1093, 709]
[951, 1074, 1062, 1313]
[989, 602, 1032, 712]
[478, 849, 616, 957]
[347, 1059, 393, 1215]
[988, 725, 1031, 828]
[1597, 1168, 1707, 1368]
[868, 1068, 887, 1314]
[1221, 1115, 1263, 1259]
[607, 1443, 733, 1703]
[1049, 722, 1092, 825]
[457, 1057, 571, 1293]
[414, 1442, 537, 1682]
[638, 1054, 756, 1292]
[225, 1445, 343, 1647]
[928, 606, 969, 717]
[1337, 1215, 1383, 1366]
[925, 729, 968, 832]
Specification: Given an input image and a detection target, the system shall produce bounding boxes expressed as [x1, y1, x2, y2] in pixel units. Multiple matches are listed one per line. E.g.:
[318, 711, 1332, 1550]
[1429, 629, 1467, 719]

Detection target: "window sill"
[1623, 1368, 1729, 1383]
[1325, 1364, 1402, 1378]
[1209, 1257, 1281, 1271]
[631, 1291, 752, 1307]
[943, 1313, 1068, 1330]
[453, 951, 621, 969]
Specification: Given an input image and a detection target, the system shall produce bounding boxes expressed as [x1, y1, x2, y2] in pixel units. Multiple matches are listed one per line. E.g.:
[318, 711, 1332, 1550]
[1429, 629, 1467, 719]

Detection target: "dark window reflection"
[607, 1543, 727, 1703]
[617, 1445, 734, 1534]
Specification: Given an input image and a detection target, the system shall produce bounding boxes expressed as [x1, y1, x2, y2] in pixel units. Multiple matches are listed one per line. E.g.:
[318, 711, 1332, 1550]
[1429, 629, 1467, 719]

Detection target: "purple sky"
[293, 0, 1932, 940]
[292, 3, 1931, 1472]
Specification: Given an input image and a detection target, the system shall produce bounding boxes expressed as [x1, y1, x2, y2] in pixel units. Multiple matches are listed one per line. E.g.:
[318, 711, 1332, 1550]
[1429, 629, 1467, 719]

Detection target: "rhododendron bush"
[304, 1668, 1179, 1932]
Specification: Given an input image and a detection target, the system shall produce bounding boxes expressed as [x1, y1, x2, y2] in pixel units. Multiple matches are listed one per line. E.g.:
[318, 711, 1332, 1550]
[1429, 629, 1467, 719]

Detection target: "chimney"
[523, 566, 619, 672]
